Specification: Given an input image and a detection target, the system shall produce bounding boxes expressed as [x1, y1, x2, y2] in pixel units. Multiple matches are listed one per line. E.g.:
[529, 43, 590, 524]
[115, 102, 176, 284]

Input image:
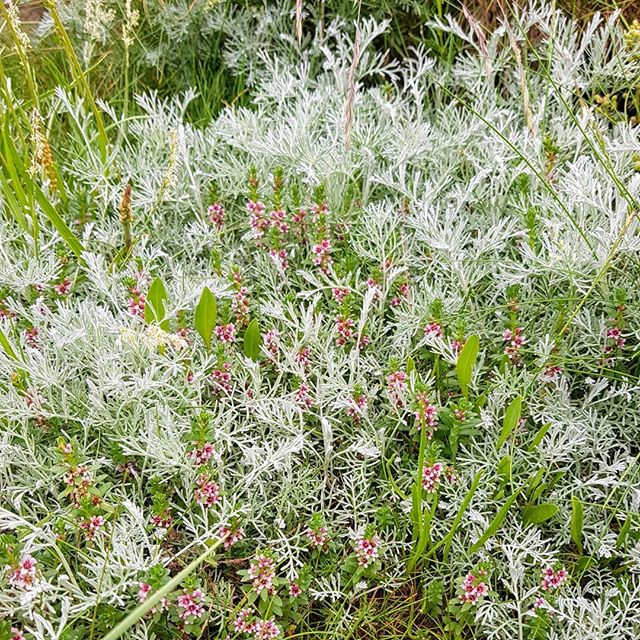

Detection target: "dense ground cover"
[1, 1, 640, 638]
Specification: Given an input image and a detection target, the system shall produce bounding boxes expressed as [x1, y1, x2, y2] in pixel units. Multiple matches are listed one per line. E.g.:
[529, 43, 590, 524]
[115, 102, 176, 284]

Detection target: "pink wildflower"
[80, 515, 106, 539]
[346, 394, 367, 421]
[459, 571, 489, 605]
[354, 533, 381, 568]
[247, 200, 268, 237]
[332, 287, 349, 304]
[8, 555, 38, 590]
[289, 582, 302, 597]
[208, 202, 225, 229]
[187, 442, 215, 465]
[295, 383, 314, 409]
[296, 347, 311, 368]
[264, 328, 279, 355]
[214, 322, 236, 344]
[414, 391, 438, 436]
[335, 315, 355, 346]
[194, 473, 221, 508]
[211, 362, 232, 394]
[234, 608, 257, 633]
[268, 248, 289, 271]
[424, 322, 444, 338]
[422, 462, 444, 493]
[138, 582, 151, 602]
[541, 566, 568, 591]
[386, 371, 407, 407]
[248, 554, 276, 594]
[254, 619, 281, 639]
[311, 239, 332, 271]
[54, 278, 72, 296]
[177, 588, 206, 620]
[503, 327, 526, 364]
[25, 327, 38, 349]
[269, 208, 289, 233]
[305, 525, 329, 550]
[219, 525, 245, 549]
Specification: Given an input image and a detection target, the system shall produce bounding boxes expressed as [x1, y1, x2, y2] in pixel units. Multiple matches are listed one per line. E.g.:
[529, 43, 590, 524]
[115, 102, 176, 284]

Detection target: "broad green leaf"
[497, 455, 511, 486]
[616, 515, 632, 549]
[470, 487, 523, 553]
[407, 356, 416, 376]
[144, 277, 169, 330]
[243, 318, 261, 361]
[522, 502, 559, 525]
[529, 422, 551, 450]
[570, 495, 583, 554]
[456, 334, 479, 398]
[497, 396, 522, 448]
[441, 469, 483, 562]
[0, 326, 18, 361]
[194, 287, 217, 350]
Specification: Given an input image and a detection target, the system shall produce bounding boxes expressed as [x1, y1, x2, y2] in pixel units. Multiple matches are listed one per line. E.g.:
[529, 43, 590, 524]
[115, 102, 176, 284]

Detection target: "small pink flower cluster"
[177, 588, 206, 620]
[268, 248, 288, 271]
[254, 619, 281, 639]
[208, 202, 224, 229]
[305, 525, 330, 550]
[11, 628, 26, 640]
[269, 208, 289, 233]
[63, 464, 93, 506]
[332, 286, 349, 304]
[0, 299, 15, 320]
[219, 525, 245, 549]
[346, 394, 367, 421]
[386, 371, 407, 407]
[354, 533, 380, 567]
[540, 365, 562, 382]
[424, 322, 444, 338]
[151, 510, 173, 528]
[211, 362, 232, 394]
[234, 611, 281, 639]
[503, 327, 526, 364]
[127, 286, 146, 318]
[264, 328, 279, 356]
[335, 315, 355, 346]
[295, 382, 314, 409]
[25, 327, 38, 349]
[604, 326, 626, 356]
[289, 582, 302, 597]
[215, 322, 236, 344]
[187, 442, 215, 465]
[248, 554, 276, 594]
[194, 473, 221, 508]
[138, 582, 151, 602]
[414, 391, 438, 436]
[311, 239, 332, 272]
[79, 515, 106, 539]
[366, 278, 381, 301]
[54, 278, 72, 296]
[540, 566, 568, 591]
[422, 462, 444, 493]
[8, 555, 38, 590]
[247, 200, 268, 238]
[390, 282, 411, 307]
[459, 571, 489, 605]
[296, 347, 311, 369]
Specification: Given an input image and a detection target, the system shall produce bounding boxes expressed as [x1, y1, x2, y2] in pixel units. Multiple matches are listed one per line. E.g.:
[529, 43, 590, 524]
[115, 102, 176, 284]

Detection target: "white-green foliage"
[2, 2, 640, 638]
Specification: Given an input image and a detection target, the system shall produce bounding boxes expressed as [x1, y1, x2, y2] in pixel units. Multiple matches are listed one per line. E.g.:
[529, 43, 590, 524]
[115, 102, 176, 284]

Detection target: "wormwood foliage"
[1, 2, 640, 639]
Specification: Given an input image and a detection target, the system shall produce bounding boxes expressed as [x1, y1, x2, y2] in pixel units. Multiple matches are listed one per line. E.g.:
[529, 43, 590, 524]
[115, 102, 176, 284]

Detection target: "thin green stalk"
[103, 537, 224, 640]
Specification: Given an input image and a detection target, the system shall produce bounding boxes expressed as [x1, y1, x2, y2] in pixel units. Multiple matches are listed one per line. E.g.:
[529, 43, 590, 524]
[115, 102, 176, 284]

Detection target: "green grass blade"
[103, 537, 223, 640]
